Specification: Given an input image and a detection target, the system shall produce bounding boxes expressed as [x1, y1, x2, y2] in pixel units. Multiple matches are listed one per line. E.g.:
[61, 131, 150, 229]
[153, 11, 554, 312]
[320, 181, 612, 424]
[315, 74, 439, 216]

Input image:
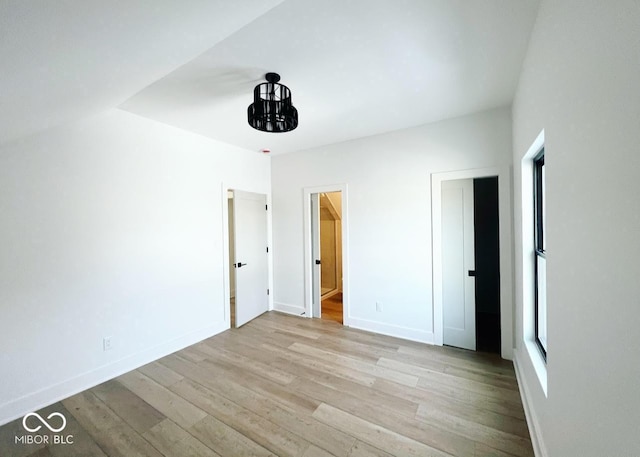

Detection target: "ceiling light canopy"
[248, 73, 298, 133]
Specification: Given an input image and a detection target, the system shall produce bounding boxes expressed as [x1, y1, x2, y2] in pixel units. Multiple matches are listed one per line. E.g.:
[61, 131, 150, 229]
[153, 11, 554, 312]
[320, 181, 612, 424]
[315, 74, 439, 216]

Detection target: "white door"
[311, 193, 321, 318]
[442, 179, 476, 350]
[233, 190, 269, 327]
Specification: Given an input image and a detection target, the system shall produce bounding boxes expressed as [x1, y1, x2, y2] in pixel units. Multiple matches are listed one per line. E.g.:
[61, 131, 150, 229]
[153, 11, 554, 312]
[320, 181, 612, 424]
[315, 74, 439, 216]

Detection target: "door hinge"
[266, 246, 269, 253]
[267, 288, 270, 295]
[265, 204, 268, 210]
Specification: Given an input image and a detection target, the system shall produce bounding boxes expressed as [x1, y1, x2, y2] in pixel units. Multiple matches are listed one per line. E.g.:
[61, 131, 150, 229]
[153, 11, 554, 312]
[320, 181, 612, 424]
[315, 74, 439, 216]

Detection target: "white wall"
[272, 107, 513, 344]
[512, 1, 640, 455]
[0, 109, 271, 425]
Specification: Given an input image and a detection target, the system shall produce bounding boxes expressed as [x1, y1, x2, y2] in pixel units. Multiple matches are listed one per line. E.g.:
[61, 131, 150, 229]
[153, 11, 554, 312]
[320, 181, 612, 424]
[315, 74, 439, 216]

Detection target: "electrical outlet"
[103, 336, 113, 351]
[376, 302, 383, 312]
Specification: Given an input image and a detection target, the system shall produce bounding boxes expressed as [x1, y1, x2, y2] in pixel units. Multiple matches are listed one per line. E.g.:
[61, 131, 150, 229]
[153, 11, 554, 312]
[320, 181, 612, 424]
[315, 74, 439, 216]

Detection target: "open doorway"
[473, 177, 501, 353]
[319, 192, 343, 324]
[304, 184, 348, 325]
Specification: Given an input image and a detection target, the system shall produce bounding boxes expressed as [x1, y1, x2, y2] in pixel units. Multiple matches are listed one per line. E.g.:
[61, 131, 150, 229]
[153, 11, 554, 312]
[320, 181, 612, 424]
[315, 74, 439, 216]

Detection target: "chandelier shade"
[248, 73, 298, 133]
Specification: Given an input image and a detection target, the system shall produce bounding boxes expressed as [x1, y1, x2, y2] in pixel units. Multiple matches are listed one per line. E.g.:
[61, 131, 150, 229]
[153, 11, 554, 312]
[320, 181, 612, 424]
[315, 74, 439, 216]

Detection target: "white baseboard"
[273, 302, 306, 316]
[0, 321, 228, 426]
[345, 316, 435, 345]
[513, 350, 548, 457]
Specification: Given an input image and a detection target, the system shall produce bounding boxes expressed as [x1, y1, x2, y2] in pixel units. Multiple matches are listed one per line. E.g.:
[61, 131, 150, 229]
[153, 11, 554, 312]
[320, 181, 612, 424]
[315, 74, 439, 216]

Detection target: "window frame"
[533, 149, 547, 360]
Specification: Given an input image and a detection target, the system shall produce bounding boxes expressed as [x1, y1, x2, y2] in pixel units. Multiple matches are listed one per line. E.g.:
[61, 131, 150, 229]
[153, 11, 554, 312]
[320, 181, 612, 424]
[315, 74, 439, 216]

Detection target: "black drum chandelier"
[247, 72, 298, 133]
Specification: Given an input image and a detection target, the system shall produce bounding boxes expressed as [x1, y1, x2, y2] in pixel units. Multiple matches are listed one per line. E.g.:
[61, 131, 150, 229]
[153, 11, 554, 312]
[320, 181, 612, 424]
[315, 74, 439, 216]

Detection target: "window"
[533, 150, 547, 358]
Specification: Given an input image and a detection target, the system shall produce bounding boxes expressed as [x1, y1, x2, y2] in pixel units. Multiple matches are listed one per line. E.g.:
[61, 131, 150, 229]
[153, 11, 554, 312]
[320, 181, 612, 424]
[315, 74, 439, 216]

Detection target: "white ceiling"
[121, 0, 540, 154]
[0, 0, 284, 145]
[1, 1, 540, 154]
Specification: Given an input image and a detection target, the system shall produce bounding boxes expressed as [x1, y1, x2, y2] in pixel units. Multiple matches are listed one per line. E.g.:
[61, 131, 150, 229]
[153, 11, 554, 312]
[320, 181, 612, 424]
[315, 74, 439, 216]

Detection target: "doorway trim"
[431, 167, 513, 359]
[303, 184, 349, 324]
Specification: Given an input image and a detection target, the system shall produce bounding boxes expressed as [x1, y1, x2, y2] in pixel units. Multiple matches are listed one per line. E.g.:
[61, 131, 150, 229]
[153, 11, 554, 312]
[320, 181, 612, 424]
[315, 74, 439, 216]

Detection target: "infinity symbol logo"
[22, 412, 67, 433]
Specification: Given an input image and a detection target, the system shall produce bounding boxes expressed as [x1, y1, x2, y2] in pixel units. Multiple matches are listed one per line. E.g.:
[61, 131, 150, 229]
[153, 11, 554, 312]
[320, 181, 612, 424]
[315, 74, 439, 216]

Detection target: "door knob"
[236, 262, 247, 268]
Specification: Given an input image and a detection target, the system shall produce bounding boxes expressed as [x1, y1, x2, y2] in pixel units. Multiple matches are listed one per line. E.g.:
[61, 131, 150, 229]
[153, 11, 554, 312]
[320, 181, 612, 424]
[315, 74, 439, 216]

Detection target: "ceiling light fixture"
[248, 73, 298, 133]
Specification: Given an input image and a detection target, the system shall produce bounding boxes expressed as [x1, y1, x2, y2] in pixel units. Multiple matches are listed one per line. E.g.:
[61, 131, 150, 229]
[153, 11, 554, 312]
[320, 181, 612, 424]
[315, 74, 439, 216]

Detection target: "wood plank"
[316, 333, 399, 362]
[91, 379, 166, 434]
[442, 364, 519, 391]
[189, 415, 277, 457]
[26, 448, 54, 457]
[312, 403, 452, 457]
[247, 318, 323, 340]
[414, 398, 530, 439]
[142, 418, 221, 457]
[303, 444, 336, 457]
[261, 342, 378, 387]
[62, 391, 163, 457]
[177, 346, 207, 363]
[137, 361, 184, 387]
[377, 347, 519, 391]
[0, 410, 47, 457]
[416, 404, 533, 457]
[293, 377, 474, 456]
[415, 373, 523, 411]
[171, 378, 311, 457]
[373, 377, 526, 421]
[211, 324, 312, 351]
[168, 367, 355, 457]
[3, 402, 107, 457]
[116, 371, 207, 429]
[160, 354, 321, 415]
[275, 361, 419, 419]
[330, 329, 402, 352]
[474, 442, 523, 457]
[379, 357, 522, 403]
[289, 342, 419, 387]
[396, 345, 515, 377]
[348, 441, 395, 457]
[192, 342, 296, 385]
[46, 402, 109, 457]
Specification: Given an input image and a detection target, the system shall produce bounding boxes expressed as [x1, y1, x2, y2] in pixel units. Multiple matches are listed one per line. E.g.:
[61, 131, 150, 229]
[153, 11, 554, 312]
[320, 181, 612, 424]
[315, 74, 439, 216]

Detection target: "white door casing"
[442, 179, 476, 350]
[432, 167, 513, 359]
[233, 190, 269, 327]
[303, 184, 349, 324]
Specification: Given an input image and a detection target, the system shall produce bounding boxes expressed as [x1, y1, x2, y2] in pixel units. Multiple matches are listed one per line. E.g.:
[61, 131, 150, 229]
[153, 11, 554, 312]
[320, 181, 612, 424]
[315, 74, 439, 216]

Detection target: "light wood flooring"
[0, 312, 533, 457]
[321, 293, 343, 324]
